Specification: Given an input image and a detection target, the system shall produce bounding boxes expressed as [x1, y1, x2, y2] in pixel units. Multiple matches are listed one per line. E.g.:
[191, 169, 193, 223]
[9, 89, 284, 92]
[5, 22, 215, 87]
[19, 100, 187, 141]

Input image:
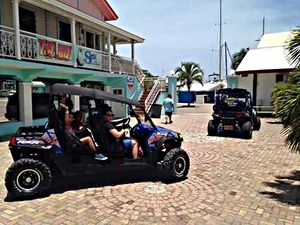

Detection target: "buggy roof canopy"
[51, 84, 142, 107]
[216, 88, 250, 95]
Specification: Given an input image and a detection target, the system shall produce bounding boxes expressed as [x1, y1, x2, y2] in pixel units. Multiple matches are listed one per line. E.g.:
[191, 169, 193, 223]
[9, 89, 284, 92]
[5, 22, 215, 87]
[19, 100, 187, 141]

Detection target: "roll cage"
[47, 84, 158, 154]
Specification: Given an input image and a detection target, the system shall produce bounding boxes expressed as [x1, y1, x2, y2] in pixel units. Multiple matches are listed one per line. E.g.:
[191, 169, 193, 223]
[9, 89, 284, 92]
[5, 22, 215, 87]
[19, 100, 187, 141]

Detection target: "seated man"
[102, 108, 139, 160]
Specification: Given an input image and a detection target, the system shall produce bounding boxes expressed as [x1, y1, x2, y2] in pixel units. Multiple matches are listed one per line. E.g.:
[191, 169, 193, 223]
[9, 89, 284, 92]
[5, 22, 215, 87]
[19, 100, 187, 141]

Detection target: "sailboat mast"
[218, 0, 222, 80]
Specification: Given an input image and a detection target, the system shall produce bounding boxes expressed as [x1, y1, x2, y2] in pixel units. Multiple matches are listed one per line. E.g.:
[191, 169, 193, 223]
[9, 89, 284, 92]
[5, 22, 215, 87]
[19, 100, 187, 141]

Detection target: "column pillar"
[253, 73, 257, 105]
[107, 32, 111, 72]
[12, 0, 21, 59]
[70, 18, 76, 67]
[71, 84, 80, 111]
[131, 40, 135, 74]
[18, 82, 33, 125]
[167, 76, 178, 114]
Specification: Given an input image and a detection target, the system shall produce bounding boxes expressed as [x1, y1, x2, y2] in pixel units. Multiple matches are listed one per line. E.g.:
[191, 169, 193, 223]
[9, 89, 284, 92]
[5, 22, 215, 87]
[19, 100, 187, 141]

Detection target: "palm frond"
[286, 29, 300, 67]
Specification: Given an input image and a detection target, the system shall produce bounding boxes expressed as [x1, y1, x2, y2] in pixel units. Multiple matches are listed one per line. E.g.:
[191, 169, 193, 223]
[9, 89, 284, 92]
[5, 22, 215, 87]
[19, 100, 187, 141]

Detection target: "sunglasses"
[106, 113, 114, 117]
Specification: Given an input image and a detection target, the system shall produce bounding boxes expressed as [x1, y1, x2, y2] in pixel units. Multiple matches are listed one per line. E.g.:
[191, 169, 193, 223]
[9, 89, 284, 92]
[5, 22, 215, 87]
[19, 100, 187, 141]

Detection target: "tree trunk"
[188, 90, 191, 107]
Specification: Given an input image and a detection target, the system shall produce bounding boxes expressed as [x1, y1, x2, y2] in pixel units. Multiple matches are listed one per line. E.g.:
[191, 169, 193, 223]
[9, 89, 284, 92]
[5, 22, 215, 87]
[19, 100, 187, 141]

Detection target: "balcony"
[0, 25, 135, 75]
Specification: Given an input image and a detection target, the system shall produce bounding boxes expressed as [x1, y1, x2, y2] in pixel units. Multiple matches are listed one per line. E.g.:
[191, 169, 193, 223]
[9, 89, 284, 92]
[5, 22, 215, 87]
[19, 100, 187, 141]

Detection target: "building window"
[276, 74, 284, 83]
[81, 29, 100, 50]
[58, 21, 71, 43]
[19, 7, 36, 33]
[113, 89, 123, 95]
[86, 31, 94, 49]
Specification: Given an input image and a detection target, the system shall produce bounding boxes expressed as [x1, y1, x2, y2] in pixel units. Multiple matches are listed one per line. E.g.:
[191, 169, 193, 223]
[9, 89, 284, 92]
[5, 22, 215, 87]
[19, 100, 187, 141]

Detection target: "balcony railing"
[0, 25, 136, 75]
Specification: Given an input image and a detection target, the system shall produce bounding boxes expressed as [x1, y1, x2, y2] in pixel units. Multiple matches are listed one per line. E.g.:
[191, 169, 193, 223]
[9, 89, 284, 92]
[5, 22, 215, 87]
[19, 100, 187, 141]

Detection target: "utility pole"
[218, 0, 222, 81]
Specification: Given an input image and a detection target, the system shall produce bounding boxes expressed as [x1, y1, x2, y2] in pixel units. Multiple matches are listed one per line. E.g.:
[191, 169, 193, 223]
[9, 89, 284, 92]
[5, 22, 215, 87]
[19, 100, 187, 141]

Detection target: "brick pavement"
[1, 104, 300, 224]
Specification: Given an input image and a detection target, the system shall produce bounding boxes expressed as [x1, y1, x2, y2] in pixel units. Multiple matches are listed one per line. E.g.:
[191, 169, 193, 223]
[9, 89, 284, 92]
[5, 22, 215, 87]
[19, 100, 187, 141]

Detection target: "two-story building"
[0, 0, 179, 136]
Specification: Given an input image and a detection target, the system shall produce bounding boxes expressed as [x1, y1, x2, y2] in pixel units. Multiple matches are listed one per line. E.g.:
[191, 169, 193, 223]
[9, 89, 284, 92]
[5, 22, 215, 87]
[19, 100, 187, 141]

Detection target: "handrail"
[129, 62, 146, 100]
[144, 77, 166, 112]
[130, 73, 146, 99]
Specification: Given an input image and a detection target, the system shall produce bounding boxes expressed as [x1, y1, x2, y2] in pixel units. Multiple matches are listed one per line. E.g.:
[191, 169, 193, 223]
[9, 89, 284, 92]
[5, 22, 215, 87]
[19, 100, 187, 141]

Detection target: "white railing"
[144, 77, 166, 112]
[129, 61, 146, 100]
[0, 25, 16, 58]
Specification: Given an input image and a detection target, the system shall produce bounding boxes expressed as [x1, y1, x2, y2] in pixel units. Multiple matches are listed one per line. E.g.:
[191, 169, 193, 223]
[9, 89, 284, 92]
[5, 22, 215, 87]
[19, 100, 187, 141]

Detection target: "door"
[111, 88, 125, 118]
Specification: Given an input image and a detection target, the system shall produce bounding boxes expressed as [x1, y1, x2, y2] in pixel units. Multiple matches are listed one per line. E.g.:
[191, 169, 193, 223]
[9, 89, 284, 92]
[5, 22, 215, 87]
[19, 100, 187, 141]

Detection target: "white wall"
[237, 73, 286, 106]
[257, 73, 276, 106]
[238, 75, 253, 96]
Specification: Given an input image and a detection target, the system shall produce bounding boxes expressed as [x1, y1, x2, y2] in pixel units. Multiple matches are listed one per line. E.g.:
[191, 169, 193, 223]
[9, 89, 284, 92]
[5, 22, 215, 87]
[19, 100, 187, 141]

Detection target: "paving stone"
[0, 104, 300, 224]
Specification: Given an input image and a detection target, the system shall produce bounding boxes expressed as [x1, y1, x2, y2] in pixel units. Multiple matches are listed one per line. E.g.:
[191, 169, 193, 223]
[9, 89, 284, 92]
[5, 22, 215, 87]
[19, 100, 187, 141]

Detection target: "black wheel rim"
[174, 156, 186, 177]
[16, 169, 41, 193]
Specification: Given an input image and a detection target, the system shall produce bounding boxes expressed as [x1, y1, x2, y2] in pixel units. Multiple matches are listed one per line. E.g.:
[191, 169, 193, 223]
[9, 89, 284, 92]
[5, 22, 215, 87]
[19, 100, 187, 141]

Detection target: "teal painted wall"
[227, 76, 238, 88]
[0, 121, 24, 136]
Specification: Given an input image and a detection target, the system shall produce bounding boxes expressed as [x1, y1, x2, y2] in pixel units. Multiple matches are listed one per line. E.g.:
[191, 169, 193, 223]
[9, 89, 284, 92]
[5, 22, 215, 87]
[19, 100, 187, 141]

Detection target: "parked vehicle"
[5, 84, 190, 199]
[5, 93, 50, 120]
[207, 88, 261, 139]
[0, 89, 15, 98]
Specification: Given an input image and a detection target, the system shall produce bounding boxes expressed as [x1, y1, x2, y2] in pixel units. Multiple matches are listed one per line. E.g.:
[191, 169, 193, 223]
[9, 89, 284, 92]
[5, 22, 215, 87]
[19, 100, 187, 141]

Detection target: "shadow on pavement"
[177, 105, 196, 108]
[5, 169, 186, 202]
[266, 121, 282, 125]
[260, 170, 300, 206]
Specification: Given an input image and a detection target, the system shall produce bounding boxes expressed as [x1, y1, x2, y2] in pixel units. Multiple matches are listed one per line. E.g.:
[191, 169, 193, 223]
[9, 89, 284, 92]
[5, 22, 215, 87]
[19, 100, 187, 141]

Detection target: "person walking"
[163, 94, 174, 124]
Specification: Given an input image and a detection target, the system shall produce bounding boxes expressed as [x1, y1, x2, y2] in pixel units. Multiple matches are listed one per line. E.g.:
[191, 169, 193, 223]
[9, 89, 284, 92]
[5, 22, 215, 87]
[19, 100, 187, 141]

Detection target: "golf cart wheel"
[253, 116, 261, 131]
[162, 148, 190, 180]
[207, 120, 217, 136]
[242, 121, 252, 139]
[5, 158, 52, 199]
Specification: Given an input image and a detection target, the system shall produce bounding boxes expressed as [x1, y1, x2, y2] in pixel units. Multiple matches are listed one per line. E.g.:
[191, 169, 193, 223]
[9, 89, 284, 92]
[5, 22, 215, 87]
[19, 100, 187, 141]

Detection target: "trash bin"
[150, 104, 162, 118]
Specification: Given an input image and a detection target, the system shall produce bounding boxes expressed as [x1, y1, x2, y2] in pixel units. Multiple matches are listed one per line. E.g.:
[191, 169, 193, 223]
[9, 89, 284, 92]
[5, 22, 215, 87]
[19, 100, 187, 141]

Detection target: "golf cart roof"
[216, 88, 250, 95]
[51, 84, 142, 107]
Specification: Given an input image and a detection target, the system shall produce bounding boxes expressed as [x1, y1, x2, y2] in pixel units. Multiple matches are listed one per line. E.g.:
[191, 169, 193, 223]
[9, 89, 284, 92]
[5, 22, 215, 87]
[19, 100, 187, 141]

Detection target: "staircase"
[130, 62, 167, 115]
[133, 77, 167, 115]
[134, 89, 150, 115]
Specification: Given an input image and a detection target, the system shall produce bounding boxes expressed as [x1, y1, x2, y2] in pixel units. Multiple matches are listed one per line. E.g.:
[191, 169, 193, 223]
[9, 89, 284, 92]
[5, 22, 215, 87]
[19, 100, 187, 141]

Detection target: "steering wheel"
[112, 117, 131, 131]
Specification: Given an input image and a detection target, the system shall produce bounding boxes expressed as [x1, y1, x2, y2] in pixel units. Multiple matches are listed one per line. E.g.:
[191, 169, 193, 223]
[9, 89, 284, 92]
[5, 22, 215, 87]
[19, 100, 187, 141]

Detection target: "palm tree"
[272, 28, 300, 151]
[286, 29, 300, 67]
[272, 69, 300, 151]
[231, 48, 249, 70]
[174, 62, 204, 107]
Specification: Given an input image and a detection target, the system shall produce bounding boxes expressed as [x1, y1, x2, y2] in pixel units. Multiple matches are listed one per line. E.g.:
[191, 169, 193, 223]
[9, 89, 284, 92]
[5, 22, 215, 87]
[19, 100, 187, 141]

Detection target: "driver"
[102, 108, 139, 160]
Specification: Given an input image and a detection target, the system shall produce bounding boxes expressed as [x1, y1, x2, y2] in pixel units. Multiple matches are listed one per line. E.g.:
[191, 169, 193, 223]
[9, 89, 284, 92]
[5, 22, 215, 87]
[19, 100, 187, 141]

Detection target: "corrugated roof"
[235, 31, 296, 75]
[257, 31, 294, 48]
[235, 46, 296, 74]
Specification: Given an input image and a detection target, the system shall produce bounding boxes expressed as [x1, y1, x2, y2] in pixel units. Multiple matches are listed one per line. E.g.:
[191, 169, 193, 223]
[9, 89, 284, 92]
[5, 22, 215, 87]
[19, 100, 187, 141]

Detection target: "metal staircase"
[131, 62, 167, 114]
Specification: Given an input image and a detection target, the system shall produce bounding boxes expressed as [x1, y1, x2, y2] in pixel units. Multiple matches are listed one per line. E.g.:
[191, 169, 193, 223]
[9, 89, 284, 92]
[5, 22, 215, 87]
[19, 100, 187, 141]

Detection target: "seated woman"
[60, 103, 108, 161]
[102, 108, 139, 160]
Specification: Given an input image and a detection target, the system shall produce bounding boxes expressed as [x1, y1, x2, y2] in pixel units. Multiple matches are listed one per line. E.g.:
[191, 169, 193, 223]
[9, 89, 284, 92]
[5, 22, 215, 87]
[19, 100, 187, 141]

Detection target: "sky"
[107, 0, 300, 81]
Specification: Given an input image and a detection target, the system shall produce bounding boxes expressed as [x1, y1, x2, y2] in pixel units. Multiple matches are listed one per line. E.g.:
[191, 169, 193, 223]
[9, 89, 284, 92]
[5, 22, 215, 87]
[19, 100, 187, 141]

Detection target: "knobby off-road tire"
[162, 148, 190, 181]
[5, 158, 52, 199]
[207, 120, 217, 136]
[242, 121, 252, 139]
[253, 116, 261, 131]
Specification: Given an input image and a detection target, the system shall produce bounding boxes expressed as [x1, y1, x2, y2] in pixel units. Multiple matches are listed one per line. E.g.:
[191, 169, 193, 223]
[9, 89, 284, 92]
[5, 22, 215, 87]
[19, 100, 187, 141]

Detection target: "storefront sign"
[38, 39, 73, 64]
[127, 76, 134, 90]
[75, 47, 102, 69]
